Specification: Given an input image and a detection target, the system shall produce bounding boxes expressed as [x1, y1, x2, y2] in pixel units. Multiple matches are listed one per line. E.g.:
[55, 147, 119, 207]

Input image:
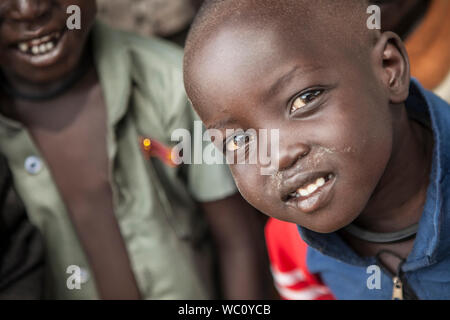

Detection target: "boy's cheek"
[327, 109, 393, 208]
[230, 165, 269, 207]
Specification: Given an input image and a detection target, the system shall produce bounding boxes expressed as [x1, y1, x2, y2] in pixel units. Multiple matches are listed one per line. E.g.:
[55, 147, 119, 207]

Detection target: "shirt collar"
[298, 78, 450, 270]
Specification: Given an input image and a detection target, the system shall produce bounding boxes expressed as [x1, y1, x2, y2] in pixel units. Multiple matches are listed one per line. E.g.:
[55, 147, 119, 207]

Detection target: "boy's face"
[0, 0, 96, 85]
[187, 20, 399, 233]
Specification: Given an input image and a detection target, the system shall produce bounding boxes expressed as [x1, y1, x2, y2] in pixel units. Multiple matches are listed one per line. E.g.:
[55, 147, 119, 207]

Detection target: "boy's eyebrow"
[206, 66, 324, 130]
[266, 65, 324, 98]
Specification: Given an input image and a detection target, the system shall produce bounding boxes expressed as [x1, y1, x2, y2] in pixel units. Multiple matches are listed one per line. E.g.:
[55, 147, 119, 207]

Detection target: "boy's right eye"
[290, 89, 324, 114]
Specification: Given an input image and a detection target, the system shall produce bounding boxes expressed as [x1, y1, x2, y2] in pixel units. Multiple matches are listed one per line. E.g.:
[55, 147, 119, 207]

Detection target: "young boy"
[0, 0, 272, 299]
[184, 0, 450, 299]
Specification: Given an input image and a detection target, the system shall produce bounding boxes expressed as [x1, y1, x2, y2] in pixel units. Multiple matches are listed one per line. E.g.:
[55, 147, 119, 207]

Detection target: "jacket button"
[24, 156, 42, 175]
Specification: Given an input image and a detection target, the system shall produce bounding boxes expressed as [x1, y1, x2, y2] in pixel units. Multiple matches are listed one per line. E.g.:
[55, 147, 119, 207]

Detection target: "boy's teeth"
[299, 189, 309, 197]
[293, 176, 329, 198]
[316, 177, 325, 187]
[307, 184, 318, 193]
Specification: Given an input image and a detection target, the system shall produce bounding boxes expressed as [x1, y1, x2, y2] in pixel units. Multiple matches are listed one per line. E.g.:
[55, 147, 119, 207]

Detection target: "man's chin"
[6, 63, 77, 87]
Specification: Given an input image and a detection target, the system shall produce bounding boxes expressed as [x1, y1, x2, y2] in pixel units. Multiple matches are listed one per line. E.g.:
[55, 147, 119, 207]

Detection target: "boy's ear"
[373, 31, 410, 104]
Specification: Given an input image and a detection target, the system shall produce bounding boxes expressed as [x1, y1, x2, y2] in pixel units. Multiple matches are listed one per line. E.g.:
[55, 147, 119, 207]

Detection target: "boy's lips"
[281, 171, 337, 213]
[8, 28, 68, 68]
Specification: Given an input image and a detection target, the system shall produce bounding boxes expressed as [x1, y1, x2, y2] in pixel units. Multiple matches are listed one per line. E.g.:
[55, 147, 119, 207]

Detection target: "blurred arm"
[200, 192, 275, 300]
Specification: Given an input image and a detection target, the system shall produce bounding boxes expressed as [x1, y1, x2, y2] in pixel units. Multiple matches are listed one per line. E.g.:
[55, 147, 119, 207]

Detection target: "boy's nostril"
[278, 143, 311, 172]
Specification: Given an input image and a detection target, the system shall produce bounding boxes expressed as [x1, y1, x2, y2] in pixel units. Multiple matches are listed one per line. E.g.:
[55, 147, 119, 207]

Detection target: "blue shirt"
[298, 79, 450, 300]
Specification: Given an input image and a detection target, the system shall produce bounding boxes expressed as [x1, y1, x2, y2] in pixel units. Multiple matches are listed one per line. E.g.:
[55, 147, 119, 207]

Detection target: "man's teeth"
[31, 45, 39, 55]
[19, 43, 29, 52]
[17, 32, 60, 56]
[290, 177, 327, 198]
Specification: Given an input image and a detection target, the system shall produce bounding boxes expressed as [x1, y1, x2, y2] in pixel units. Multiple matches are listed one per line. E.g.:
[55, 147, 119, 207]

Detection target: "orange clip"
[139, 137, 178, 167]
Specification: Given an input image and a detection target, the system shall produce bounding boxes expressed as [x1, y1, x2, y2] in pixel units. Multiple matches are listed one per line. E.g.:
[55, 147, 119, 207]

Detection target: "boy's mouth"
[287, 173, 334, 198]
[282, 171, 336, 213]
[16, 31, 63, 56]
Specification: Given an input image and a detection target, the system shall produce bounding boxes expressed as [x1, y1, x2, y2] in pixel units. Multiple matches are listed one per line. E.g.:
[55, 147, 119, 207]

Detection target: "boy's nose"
[9, 0, 50, 21]
[277, 141, 311, 174]
[268, 143, 311, 175]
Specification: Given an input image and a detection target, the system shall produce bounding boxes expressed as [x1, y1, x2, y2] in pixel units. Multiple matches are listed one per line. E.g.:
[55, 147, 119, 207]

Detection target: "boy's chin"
[281, 208, 360, 234]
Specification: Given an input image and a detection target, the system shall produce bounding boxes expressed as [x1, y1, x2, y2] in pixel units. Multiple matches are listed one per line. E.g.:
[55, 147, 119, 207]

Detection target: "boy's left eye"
[226, 133, 254, 152]
[290, 89, 323, 114]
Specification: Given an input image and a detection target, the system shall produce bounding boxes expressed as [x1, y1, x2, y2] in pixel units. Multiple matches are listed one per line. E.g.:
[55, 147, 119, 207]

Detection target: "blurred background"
[96, 0, 204, 45]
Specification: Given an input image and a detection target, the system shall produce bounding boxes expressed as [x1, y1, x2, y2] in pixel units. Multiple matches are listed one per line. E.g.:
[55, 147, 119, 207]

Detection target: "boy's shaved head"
[188, 0, 371, 41]
[185, 0, 376, 90]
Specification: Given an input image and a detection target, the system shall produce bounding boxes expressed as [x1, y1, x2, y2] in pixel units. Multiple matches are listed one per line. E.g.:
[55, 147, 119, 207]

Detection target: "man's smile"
[9, 27, 68, 67]
[16, 30, 63, 56]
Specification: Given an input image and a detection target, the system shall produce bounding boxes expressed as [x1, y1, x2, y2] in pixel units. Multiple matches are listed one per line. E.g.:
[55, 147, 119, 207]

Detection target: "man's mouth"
[16, 31, 63, 56]
[7, 28, 69, 68]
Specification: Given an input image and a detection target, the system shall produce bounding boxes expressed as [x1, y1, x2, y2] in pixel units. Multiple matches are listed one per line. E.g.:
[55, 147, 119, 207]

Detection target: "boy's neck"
[353, 103, 433, 233]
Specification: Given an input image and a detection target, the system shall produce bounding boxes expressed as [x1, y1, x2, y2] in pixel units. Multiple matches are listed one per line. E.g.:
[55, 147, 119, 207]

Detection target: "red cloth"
[265, 218, 335, 300]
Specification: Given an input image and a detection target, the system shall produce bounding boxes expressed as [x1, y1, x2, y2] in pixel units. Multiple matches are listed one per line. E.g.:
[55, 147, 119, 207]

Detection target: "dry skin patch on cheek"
[268, 145, 356, 192]
[302, 145, 357, 170]
[273, 171, 284, 192]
